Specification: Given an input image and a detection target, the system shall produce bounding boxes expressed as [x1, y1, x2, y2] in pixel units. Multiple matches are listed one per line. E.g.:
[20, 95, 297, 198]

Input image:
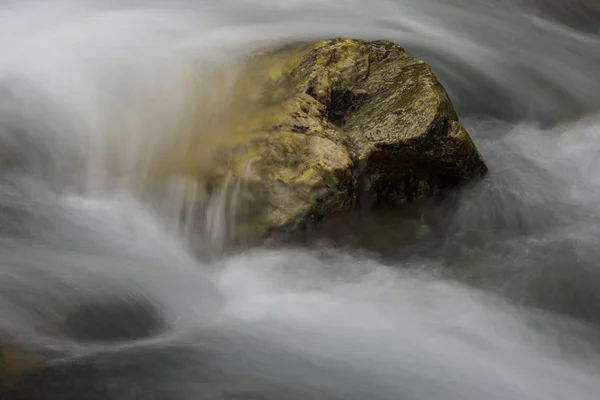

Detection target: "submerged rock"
[61, 295, 167, 343]
[0, 343, 41, 390]
[186, 38, 487, 243]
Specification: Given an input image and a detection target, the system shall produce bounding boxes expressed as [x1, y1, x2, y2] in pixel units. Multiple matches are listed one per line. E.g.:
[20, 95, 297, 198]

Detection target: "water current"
[1, 1, 600, 399]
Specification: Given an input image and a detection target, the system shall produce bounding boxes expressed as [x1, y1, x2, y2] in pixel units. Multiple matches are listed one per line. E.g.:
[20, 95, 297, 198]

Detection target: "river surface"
[1, 1, 600, 399]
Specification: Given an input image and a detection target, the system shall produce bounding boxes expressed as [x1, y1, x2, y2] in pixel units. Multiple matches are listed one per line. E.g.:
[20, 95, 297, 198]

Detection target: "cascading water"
[1, 0, 600, 399]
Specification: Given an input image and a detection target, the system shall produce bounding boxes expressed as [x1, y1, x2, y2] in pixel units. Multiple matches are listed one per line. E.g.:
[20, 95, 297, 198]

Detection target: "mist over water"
[1, 1, 600, 399]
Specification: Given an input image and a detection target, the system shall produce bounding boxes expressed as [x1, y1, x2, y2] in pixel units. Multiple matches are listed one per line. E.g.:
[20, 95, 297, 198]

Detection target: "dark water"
[1, 1, 600, 399]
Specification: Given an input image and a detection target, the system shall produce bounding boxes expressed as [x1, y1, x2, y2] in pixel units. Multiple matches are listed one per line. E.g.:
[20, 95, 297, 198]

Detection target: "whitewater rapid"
[1, 1, 600, 399]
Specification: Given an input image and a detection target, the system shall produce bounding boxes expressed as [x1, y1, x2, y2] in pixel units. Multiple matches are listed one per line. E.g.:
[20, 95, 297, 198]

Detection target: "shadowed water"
[1, 1, 600, 399]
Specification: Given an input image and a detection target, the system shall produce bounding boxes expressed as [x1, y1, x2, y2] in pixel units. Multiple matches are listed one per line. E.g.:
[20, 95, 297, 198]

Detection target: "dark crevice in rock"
[327, 89, 368, 127]
[353, 159, 372, 210]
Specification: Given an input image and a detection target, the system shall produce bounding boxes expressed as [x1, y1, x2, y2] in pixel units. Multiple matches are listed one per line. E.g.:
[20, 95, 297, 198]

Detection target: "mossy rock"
[185, 38, 487, 243]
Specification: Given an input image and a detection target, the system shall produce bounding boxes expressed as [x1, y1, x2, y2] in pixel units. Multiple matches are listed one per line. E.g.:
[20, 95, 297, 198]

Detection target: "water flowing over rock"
[189, 39, 488, 243]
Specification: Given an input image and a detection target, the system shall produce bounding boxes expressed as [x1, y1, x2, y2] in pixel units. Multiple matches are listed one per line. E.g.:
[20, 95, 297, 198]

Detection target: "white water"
[1, 1, 600, 399]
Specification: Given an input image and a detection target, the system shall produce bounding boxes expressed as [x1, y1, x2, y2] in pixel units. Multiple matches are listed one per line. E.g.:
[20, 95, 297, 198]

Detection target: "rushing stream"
[1, 1, 600, 399]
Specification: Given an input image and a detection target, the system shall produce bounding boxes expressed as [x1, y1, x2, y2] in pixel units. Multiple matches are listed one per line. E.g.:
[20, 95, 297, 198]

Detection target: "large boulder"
[187, 38, 487, 243]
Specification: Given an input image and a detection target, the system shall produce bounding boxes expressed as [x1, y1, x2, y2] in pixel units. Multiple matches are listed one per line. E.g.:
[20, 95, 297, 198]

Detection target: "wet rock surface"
[187, 38, 487, 243]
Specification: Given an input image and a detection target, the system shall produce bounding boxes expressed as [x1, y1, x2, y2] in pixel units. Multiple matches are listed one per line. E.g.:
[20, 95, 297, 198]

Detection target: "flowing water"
[1, 0, 600, 399]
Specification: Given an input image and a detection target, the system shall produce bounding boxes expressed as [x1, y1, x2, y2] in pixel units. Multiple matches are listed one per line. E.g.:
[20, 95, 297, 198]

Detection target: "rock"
[201, 93, 356, 243]
[0, 343, 40, 389]
[61, 295, 167, 343]
[292, 39, 487, 205]
[185, 38, 487, 243]
[0, 294, 167, 398]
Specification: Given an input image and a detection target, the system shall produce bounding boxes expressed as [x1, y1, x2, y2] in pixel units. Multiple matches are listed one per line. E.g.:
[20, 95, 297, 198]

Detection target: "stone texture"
[185, 38, 487, 243]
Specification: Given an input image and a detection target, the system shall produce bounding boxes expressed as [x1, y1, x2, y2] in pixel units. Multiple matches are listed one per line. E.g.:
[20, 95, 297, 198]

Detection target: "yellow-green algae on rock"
[185, 38, 487, 243]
